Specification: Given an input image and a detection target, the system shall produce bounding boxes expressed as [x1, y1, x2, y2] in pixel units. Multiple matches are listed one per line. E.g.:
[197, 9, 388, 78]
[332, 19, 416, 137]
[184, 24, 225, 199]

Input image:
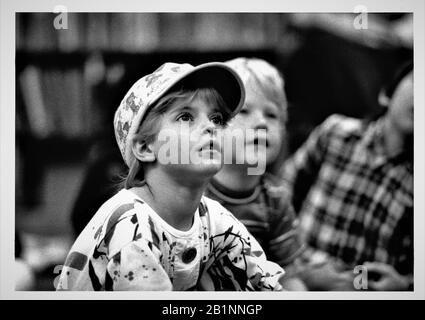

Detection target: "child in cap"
[56, 61, 285, 291]
[204, 58, 307, 290]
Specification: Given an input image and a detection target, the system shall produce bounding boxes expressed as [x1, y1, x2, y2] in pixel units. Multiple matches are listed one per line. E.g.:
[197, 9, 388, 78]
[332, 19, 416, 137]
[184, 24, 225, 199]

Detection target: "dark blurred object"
[15, 83, 45, 209]
[281, 13, 413, 154]
[15, 231, 23, 258]
[70, 138, 125, 236]
[15, 231, 36, 290]
[70, 56, 128, 237]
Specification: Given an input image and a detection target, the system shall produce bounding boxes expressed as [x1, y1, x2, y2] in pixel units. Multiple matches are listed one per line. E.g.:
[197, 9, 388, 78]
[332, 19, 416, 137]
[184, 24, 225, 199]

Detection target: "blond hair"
[225, 58, 287, 123]
[225, 57, 288, 174]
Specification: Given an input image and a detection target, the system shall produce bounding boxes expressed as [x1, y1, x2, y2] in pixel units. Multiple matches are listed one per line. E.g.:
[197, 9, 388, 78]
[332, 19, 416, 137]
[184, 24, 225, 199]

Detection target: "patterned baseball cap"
[114, 62, 245, 167]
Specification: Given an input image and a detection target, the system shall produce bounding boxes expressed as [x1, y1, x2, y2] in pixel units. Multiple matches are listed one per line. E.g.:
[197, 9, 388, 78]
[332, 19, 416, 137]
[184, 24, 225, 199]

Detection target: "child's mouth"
[252, 137, 269, 147]
[199, 140, 220, 153]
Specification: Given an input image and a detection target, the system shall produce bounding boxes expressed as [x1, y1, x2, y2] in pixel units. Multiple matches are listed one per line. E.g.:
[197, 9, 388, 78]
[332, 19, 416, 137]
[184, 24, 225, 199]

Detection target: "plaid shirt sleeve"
[388, 205, 413, 276]
[281, 115, 341, 212]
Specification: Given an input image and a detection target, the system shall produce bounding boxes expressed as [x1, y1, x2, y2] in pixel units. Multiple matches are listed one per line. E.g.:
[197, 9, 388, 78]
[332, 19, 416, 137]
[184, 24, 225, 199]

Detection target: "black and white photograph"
[1, 0, 424, 307]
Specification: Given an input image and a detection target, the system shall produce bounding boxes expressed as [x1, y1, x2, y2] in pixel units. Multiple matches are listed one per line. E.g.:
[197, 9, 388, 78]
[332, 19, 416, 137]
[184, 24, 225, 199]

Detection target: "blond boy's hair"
[225, 58, 287, 123]
[225, 57, 288, 174]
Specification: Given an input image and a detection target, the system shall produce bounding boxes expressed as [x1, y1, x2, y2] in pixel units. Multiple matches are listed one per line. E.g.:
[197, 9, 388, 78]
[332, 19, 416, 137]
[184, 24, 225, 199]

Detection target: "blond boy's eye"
[266, 112, 278, 119]
[239, 109, 249, 115]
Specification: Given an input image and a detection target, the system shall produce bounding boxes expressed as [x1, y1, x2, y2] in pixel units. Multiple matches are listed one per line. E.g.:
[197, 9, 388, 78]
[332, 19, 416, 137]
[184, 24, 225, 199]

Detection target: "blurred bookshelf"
[17, 13, 288, 53]
[16, 13, 290, 156]
[15, 12, 292, 213]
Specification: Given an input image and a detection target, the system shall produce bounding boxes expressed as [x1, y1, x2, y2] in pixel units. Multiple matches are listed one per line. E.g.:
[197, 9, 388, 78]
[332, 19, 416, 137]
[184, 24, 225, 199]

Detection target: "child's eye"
[266, 112, 278, 119]
[210, 113, 224, 126]
[177, 112, 193, 122]
[239, 109, 249, 115]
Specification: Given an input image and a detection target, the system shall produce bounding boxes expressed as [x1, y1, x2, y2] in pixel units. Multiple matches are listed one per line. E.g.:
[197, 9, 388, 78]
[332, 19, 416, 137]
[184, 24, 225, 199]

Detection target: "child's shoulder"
[201, 195, 241, 224]
[201, 195, 255, 238]
[201, 195, 232, 216]
[259, 173, 296, 219]
[87, 189, 157, 258]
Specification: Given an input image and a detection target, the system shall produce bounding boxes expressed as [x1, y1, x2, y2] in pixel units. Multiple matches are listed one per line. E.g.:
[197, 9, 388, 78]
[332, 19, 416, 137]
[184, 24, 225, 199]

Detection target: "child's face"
[224, 82, 284, 167]
[387, 71, 413, 136]
[150, 95, 226, 180]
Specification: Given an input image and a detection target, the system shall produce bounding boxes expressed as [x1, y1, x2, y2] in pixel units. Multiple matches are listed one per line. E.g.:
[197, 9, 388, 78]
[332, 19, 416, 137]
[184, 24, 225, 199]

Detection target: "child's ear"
[132, 135, 156, 162]
[378, 89, 390, 107]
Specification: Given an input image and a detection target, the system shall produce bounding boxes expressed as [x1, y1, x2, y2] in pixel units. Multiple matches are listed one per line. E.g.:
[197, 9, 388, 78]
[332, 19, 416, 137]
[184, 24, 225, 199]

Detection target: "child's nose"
[201, 117, 217, 135]
[253, 112, 267, 130]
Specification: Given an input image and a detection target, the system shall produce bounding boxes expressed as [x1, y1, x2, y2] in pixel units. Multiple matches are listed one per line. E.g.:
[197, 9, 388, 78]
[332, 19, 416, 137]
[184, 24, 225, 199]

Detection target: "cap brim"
[178, 62, 245, 116]
[148, 62, 245, 118]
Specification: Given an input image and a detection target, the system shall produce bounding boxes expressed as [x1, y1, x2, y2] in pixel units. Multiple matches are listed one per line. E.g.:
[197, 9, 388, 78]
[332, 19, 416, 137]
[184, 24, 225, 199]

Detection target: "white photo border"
[1, 0, 424, 300]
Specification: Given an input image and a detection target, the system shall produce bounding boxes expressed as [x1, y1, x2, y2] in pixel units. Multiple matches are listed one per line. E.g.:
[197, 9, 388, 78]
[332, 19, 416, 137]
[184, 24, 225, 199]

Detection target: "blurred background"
[15, 12, 413, 290]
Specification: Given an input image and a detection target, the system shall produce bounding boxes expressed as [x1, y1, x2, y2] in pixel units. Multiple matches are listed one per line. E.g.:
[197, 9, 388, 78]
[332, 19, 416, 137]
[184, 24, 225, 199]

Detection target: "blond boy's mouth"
[251, 136, 269, 148]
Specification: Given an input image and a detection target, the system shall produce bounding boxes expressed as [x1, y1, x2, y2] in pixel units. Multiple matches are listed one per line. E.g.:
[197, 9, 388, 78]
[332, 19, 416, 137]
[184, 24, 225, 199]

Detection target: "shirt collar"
[207, 178, 261, 204]
[363, 118, 412, 167]
[362, 118, 388, 167]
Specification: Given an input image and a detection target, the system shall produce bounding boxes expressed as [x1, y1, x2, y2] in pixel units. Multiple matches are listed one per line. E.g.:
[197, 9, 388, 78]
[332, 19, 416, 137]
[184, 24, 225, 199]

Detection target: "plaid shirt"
[281, 115, 413, 275]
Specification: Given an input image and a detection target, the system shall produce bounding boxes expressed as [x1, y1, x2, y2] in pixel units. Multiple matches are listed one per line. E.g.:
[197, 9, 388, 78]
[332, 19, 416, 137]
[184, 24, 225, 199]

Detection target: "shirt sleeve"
[389, 205, 413, 276]
[106, 239, 172, 291]
[267, 195, 306, 267]
[202, 203, 285, 291]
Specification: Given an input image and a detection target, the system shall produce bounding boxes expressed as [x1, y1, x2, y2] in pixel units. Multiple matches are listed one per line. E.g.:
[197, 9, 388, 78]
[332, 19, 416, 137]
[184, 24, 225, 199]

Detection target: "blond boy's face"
[149, 96, 226, 180]
[224, 82, 284, 167]
[387, 71, 413, 136]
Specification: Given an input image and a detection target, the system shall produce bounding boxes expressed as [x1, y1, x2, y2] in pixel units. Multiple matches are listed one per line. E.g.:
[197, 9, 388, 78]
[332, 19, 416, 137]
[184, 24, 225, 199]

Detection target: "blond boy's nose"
[254, 113, 268, 130]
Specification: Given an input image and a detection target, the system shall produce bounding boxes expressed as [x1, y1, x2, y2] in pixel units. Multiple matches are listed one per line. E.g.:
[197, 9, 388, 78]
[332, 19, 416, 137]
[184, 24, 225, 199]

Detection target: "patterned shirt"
[281, 114, 413, 275]
[205, 174, 305, 267]
[56, 189, 284, 291]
